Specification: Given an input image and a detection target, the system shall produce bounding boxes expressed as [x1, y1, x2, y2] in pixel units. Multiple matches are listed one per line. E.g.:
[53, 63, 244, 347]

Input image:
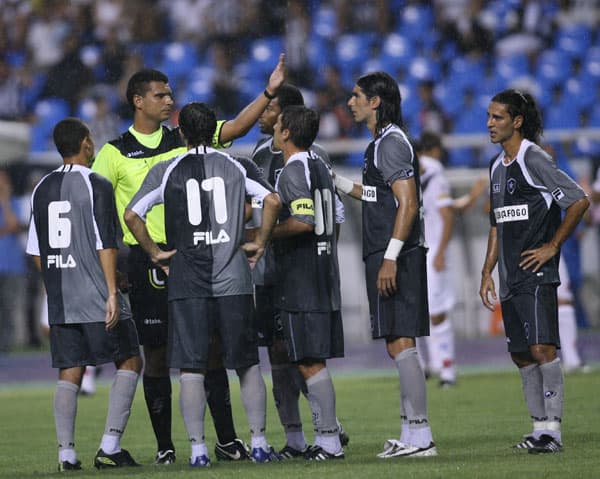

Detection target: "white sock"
[430, 320, 456, 382]
[250, 435, 268, 450]
[80, 366, 96, 394]
[99, 434, 120, 454]
[558, 304, 582, 370]
[416, 337, 428, 372]
[191, 443, 208, 460]
[58, 448, 77, 464]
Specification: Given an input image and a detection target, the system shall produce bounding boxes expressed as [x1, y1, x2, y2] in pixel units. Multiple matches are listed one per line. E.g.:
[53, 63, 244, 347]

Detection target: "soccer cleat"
[439, 380, 456, 389]
[339, 424, 350, 446]
[93, 448, 140, 468]
[278, 444, 308, 459]
[189, 455, 211, 467]
[154, 449, 176, 465]
[513, 435, 537, 449]
[250, 445, 281, 463]
[377, 439, 437, 458]
[214, 438, 250, 461]
[528, 434, 563, 454]
[58, 460, 82, 472]
[304, 445, 345, 461]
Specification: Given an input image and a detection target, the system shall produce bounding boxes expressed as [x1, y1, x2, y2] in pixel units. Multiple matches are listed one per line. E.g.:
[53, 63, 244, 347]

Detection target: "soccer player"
[267, 105, 345, 460]
[416, 131, 457, 387]
[334, 71, 437, 458]
[251, 84, 347, 457]
[26, 118, 142, 471]
[92, 55, 286, 464]
[124, 102, 282, 467]
[479, 89, 589, 454]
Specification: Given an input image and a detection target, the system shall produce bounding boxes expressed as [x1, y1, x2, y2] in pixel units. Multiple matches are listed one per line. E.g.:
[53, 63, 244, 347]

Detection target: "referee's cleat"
[304, 445, 345, 461]
[250, 445, 281, 463]
[189, 454, 211, 467]
[528, 434, 563, 454]
[58, 460, 82, 472]
[93, 448, 140, 469]
[278, 444, 308, 459]
[339, 424, 350, 447]
[214, 438, 250, 461]
[154, 449, 176, 465]
[513, 435, 537, 449]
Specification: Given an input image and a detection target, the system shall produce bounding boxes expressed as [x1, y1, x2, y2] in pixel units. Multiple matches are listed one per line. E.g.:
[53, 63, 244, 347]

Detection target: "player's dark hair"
[178, 102, 217, 147]
[356, 71, 403, 136]
[491, 89, 543, 144]
[418, 130, 442, 152]
[276, 84, 304, 110]
[126, 69, 169, 110]
[280, 105, 319, 150]
[53, 118, 90, 158]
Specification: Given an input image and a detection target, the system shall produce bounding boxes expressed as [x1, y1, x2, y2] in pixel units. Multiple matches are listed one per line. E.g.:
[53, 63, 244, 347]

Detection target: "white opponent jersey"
[489, 139, 587, 299]
[128, 146, 272, 299]
[26, 164, 130, 325]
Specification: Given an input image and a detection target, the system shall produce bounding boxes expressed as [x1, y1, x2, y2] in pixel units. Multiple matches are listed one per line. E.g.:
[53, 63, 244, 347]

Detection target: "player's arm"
[519, 196, 590, 272]
[218, 54, 286, 144]
[98, 247, 120, 331]
[377, 177, 418, 298]
[271, 164, 315, 239]
[479, 226, 498, 311]
[333, 171, 363, 200]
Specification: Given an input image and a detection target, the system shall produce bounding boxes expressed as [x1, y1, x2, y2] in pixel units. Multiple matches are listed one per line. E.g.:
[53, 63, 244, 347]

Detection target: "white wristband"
[383, 238, 404, 260]
[334, 174, 354, 194]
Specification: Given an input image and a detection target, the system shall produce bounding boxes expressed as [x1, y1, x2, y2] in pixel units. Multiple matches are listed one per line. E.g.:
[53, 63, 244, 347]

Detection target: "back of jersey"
[163, 150, 253, 299]
[27, 165, 118, 324]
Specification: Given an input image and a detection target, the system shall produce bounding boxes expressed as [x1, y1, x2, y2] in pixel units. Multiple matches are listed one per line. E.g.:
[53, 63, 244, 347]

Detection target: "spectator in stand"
[0, 56, 26, 120]
[416, 80, 449, 135]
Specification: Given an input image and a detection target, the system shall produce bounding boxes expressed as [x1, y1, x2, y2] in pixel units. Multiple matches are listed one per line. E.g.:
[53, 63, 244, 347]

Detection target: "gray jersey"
[128, 146, 272, 299]
[489, 139, 587, 299]
[26, 164, 130, 324]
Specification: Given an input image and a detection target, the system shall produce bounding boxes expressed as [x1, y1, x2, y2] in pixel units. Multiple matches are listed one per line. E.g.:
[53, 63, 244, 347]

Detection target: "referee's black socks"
[143, 375, 175, 452]
[206, 368, 238, 444]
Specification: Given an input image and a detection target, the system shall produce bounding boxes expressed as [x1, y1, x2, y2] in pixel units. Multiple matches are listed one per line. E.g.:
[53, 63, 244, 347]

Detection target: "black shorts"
[50, 319, 140, 369]
[168, 295, 259, 370]
[280, 310, 344, 363]
[255, 285, 284, 347]
[365, 248, 430, 340]
[127, 245, 168, 347]
[501, 284, 560, 353]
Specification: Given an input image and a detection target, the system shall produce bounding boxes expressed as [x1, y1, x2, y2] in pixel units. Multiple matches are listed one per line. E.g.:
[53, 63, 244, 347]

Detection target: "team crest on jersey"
[506, 178, 517, 194]
[552, 187, 565, 201]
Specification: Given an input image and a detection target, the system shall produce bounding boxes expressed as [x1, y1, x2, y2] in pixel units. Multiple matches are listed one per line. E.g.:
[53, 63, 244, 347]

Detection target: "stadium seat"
[378, 33, 412, 71]
[396, 4, 434, 41]
[408, 56, 440, 82]
[30, 98, 70, 152]
[248, 36, 284, 80]
[129, 41, 167, 68]
[335, 33, 377, 79]
[446, 147, 477, 168]
[446, 57, 486, 93]
[312, 5, 337, 40]
[158, 42, 199, 84]
[554, 23, 593, 60]
[535, 49, 573, 90]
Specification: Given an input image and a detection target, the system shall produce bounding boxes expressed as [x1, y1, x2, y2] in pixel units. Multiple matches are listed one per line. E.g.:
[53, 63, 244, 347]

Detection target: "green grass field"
[0, 369, 598, 478]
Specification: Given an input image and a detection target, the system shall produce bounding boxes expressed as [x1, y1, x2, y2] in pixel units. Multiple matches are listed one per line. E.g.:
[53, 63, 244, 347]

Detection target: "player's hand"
[479, 274, 497, 311]
[519, 243, 559, 272]
[240, 241, 265, 269]
[266, 53, 286, 94]
[377, 258, 397, 298]
[433, 251, 445, 271]
[151, 249, 177, 276]
[105, 293, 119, 331]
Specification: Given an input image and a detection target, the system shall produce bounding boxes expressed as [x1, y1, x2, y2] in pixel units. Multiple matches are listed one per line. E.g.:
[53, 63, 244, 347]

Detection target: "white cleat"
[377, 439, 437, 458]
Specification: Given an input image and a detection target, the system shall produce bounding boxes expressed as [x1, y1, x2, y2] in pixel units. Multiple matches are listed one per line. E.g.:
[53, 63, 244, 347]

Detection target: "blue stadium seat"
[582, 46, 600, 84]
[378, 33, 412, 71]
[312, 5, 337, 40]
[335, 33, 376, 78]
[30, 98, 70, 152]
[446, 147, 477, 168]
[554, 23, 592, 60]
[396, 4, 434, 41]
[544, 92, 581, 129]
[129, 41, 167, 68]
[565, 77, 596, 113]
[535, 49, 572, 90]
[408, 56, 440, 82]
[446, 57, 486, 93]
[248, 36, 284, 80]
[495, 53, 531, 84]
[158, 42, 199, 84]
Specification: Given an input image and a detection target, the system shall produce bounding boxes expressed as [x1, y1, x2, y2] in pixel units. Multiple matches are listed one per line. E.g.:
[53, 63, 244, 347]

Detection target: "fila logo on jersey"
[317, 240, 331, 256]
[493, 204, 529, 223]
[193, 229, 231, 245]
[47, 254, 76, 268]
[361, 185, 377, 202]
[552, 187, 565, 201]
[506, 178, 517, 194]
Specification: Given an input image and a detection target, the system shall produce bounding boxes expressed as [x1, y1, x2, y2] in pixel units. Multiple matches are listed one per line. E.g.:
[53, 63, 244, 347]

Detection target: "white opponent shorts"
[557, 257, 572, 302]
[426, 263, 455, 316]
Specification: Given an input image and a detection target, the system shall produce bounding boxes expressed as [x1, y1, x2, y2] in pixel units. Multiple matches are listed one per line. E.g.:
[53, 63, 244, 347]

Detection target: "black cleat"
[214, 438, 250, 461]
[528, 434, 563, 454]
[278, 444, 308, 459]
[93, 448, 140, 468]
[304, 445, 345, 461]
[154, 449, 176, 465]
[58, 460, 82, 472]
[513, 435, 537, 449]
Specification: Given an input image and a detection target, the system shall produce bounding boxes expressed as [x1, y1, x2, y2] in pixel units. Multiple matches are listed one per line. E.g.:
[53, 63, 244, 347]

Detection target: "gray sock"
[519, 363, 546, 437]
[104, 370, 139, 438]
[180, 373, 206, 444]
[394, 348, 432, 448]
[54, 380, 79, 452]
[271, 364, 302, 432]
[237, 364, 267, 437]
[305, 368, 339, 439]
[539, 358, 564, 442]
